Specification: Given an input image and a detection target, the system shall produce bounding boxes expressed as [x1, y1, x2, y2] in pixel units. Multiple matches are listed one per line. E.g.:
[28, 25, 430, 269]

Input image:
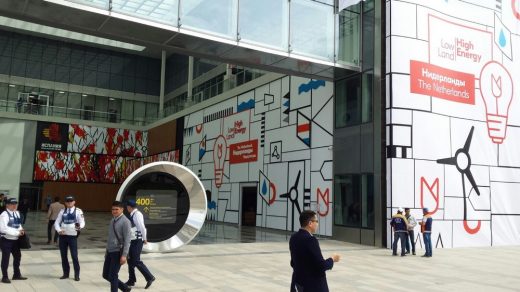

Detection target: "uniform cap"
[65, 195, 75, 202]
[6, 198, 18, 204]
[126, 199, 137, 208]
[423, 207, 429, 213]
[397, 207, 404, 213]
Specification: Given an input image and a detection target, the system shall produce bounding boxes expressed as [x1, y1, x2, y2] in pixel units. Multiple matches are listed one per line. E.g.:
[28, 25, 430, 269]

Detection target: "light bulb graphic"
[479, 61, 514, 144]
[213, 135, 227, 188]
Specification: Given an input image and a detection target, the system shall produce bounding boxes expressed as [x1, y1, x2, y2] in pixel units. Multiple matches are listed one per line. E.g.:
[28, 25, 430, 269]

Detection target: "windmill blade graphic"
[436, 156, 456, 166]
[463, 126, 474, 153]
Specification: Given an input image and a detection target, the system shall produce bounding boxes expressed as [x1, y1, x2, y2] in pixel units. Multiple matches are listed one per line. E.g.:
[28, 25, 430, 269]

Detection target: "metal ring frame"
[116, 162, 207, 252]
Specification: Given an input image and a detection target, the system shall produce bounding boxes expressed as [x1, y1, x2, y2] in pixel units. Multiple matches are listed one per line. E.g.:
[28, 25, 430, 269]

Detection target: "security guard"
[54, 195, 85, 281]
[0, 198, 28, 283]
[125, 200, 155, 289]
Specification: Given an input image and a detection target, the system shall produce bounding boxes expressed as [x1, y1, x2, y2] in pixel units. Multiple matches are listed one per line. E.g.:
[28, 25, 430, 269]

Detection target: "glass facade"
[0, 30, 160, 125]
[62, 0, 361, 68]
[334, 173, 374, 229]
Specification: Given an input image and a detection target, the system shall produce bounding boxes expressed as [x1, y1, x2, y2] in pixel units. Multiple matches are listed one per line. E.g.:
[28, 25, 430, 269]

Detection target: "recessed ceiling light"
[82, 94, 87, 97]
[8, 84, 15, 87]
[58, 91, 65, 94]
[109, 97, 115, 101]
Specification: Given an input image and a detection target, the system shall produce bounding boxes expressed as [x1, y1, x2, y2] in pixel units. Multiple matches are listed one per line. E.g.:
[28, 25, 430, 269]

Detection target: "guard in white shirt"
[125, 200, 155, 289]
[0, 198, 28, 283]
[54, 195, 85, 281]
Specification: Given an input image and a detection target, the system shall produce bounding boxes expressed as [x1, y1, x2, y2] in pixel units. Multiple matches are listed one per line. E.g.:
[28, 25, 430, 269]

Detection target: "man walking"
[54, 195, 85, 281]
[0, 198, 28, 283]
[390, 207, 409, 256]
[404, 208, 417, 255]
[103, 201, 132, 292]
[419, 207, 433, 257]
[47, 197, 64, 244]
[125, 200, 155, 289]
[289, 210, 340, 292]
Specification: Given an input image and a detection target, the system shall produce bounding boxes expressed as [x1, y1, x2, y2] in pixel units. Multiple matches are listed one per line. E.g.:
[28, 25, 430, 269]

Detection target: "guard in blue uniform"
[0, 198, 28, 283]
[125, 200, 155, 289]
[390, 207, 409, 256]
[54, 195, 85, 281]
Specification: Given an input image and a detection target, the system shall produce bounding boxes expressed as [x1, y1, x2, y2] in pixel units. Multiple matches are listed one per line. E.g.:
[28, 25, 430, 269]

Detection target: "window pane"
[362, 3, 374, 70]
[362, 71, 373, 123]
[112, 0, 178, 27]
[52, 90, 68, 118]
[238, 0, 288, 50]
[95, 95, 108, 121]
[361, 174, 374, 228]
[334, 174, 361, 227]
[337, 6, 361, 66]
[180, 0, 237, 39]
[67, 92, 82, 119]
[290, 0, 334, 61]
[335, 74, 361, 127]
[134, 101, 146, 125]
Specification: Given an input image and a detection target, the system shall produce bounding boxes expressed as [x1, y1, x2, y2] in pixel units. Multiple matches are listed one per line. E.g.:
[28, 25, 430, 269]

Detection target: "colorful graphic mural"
[387, 0, 520, 247]
[183, 76, 334, 235]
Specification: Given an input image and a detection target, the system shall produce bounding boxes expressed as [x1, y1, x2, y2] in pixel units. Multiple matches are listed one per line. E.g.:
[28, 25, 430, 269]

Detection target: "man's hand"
[331, 254, 341, 262]
[120, 256, 127, 265]
[19, 229, 25, 236]
[144, 240, 148, 245]
[59, 230, 65, 235]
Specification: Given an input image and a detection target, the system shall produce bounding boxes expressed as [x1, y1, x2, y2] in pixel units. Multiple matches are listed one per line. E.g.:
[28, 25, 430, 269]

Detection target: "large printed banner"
[35, 122, 69, 152]
[387, 0, 520, 247]
[34, 149, 179, 183]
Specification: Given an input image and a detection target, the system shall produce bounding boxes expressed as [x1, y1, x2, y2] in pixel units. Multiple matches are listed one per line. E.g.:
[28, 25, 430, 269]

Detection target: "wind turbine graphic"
[280, 170, 302, 232]
[436, 126, 481, 233]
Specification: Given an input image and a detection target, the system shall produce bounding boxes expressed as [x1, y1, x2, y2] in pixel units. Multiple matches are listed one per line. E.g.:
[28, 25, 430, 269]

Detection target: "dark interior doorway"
[241, 186, 257, 226]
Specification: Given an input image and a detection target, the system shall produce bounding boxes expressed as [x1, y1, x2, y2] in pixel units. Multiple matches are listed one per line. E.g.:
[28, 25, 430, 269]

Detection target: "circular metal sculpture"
[116, 162, 207, 252]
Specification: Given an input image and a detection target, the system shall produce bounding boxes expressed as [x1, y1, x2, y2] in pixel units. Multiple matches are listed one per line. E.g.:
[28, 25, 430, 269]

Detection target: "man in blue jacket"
[390, 207, 409, 256]
[289, 210, 340, 292]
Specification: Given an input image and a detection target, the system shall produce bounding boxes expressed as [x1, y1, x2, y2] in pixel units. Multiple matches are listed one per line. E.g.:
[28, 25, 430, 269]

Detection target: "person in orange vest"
[419, 208, 433, 257]
[390, 207, 409, 256]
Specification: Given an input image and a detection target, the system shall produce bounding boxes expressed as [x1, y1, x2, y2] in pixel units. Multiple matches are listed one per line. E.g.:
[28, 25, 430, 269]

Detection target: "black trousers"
[59, 235, 80, 277]
[103, 251, 129, 292]
[128, 240, 154, 282]
[47, 220, 58, 243]
[0, 237, 21, 278]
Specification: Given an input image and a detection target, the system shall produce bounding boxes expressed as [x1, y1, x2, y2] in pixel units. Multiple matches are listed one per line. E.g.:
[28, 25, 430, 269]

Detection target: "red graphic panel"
[317, 188, 330, 216]
[410, 60, 475, 104]
[514, 0, 520, 20]
[420, 177, 440, 215]
[229, 140, 258, 164]
[463, 220, 481, 234]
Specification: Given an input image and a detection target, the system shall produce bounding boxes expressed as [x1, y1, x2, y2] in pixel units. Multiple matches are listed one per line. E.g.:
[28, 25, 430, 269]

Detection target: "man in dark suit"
[289, 210, 340, 292]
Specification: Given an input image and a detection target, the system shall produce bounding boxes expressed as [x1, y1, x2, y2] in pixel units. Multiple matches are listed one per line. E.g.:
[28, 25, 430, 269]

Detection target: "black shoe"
[125, 281, 135, 287]
[413, 252, 416, 255]
[123, 287, 132, 292]
[145, 277, 155, 289]
[74, 276, 80, 281]
[405, 251, 410, 254]
[12, 276, 27, 280]
[421, 255, 428, 257]
[401, 254, 406, 257]
[392, 253, 397, 256]
[60, 275, 69, 279]
[1, 277, 10, 284]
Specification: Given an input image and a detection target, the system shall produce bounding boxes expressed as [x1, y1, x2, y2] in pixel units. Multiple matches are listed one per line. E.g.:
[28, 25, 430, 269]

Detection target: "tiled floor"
[4, 211, 520, 291]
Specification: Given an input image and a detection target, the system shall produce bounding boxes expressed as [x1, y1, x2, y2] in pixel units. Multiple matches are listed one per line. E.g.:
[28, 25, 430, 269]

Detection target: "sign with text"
[35, 122, 68, 151]
[223, 110, 250, 144]
[136, 189, 178, 225]
[410, 60, 475, 104]
[229, 140, 258, 164]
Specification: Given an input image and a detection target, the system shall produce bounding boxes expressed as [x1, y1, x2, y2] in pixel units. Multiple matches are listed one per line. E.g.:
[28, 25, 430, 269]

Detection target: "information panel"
[136, 189, 178, 225]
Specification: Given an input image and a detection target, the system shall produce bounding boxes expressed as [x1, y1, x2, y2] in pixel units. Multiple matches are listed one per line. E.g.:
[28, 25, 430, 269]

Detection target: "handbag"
[18, 233, 31, 249]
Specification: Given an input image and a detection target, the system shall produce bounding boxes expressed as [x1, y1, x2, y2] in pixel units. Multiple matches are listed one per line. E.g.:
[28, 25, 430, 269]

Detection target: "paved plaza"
[3, 211, 519, 291]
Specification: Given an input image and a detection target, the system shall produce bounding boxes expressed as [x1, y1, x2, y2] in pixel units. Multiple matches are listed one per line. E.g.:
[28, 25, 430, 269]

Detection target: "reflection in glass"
[65, 0, 109, 10]
[362, 71, 373, 123]
[290, 0, 335, 61]
[238, 0, 288, 50]
[334, 174, 360, 227]
[180, 0, 237, 39]
[335, 74, 361, 128]
[112, 0, 178, 27]
[334, 174, 374, 228]
[337, 5, 360, 66]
